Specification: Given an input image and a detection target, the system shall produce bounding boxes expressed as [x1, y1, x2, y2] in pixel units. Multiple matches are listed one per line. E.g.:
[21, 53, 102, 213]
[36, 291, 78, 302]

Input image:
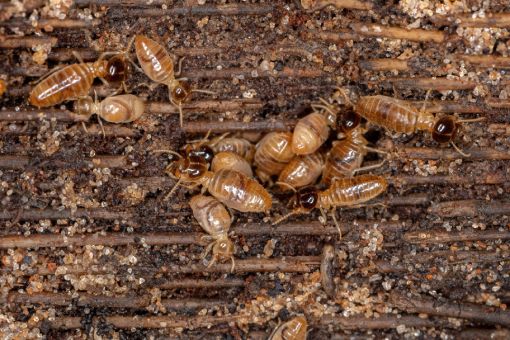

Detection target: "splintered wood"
[0, 1, 509, 339]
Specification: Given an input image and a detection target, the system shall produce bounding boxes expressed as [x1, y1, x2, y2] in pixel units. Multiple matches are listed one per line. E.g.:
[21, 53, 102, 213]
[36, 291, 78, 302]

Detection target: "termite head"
[337, 111, 361, 133]
[105, 55, 131, 83]
[187, 145, 214, 163]
[432, 116, 457, 144]
[165, 155, 208, 181]
[73, 96, 96, 117]
[212, 237, 235, 262]
[170, 80, 192, 104]
[294, 187, 319, 211]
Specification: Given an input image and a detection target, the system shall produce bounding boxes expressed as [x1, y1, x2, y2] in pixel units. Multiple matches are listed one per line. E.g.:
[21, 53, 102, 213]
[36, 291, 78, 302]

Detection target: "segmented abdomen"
[319, 174, 387, 209]
[135, 35, 174, 85]
[100, 94, 145, 123]
[322, 140, 365, 183]
[211, 151, 253, 177]
[355, 96, 418, 134]
[254, 132, 294, 177]
[29, 63, 94, 107]
[278, 153, 324, 190]
[212, 138, 255, 162]
[292, 112, 329, 155]
[189, 194, 231, 237]
[208, 169, 272, 212]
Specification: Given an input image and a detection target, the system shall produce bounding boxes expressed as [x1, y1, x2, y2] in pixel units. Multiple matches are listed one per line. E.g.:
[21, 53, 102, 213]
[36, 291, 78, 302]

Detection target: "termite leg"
[330, 209, 341, 239]
[352, 160, 386, 175]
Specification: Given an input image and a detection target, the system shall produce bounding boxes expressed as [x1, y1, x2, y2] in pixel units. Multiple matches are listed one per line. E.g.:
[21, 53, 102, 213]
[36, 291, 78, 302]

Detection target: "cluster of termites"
[24, 34, 485, 338]
[28, 35, 207, 134]
[157, 86, 484, 278]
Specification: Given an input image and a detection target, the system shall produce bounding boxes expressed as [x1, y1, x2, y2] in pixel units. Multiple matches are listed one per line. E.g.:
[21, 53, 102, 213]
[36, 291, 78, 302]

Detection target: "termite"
[354, 95, 484, 157]
[254, 132, 295, 182]
[211, 151, 253, 178]
[292, 99, 338, 155]
[273, 174, 387, 236]
[189, 194, 235, 272]
[277, 153, 324, 191]
[212, 137, 256, 163]
[73, 94, 145, 124]
[322, 110, 386, 183]
[135, 35, 212, 127]
[29, 50, 131, 108]
[166, 155, 272, 213]
[269, 316, 308, 340]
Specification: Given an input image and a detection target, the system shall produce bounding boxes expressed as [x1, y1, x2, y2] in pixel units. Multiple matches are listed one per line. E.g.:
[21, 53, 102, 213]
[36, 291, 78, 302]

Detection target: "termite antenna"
[208, 132, 230, 147]
[272, 209, 305, 226]
[275, 181, 297, 192]
[206, 255, 217, 269]
[192, 89, 217, 96]
[451, 141, 471, 157]
[457, 117, 486, 124]
[333, 87, 353, 107]
[152, 149, 182, 159]
[229, 256, 235, 273]
[164, 178, 182, 201]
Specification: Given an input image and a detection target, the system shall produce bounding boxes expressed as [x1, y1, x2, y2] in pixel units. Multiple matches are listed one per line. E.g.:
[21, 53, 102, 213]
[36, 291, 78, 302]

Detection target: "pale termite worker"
[254, 132, 295, 183]
[190, 194, 235, 272]
[268, 316, 308, 340]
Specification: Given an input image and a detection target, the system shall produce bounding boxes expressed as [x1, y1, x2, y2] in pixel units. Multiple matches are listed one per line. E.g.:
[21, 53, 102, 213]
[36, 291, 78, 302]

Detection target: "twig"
[392, 147, 510, 160]
[390, 172, 509, 186]
[4, 292, 227, 310]
[388, 292, 510, 327]
[301, 0, 373, 11]
[350, 23, 445, 43]
[0, 155, 130, 169]
[318, 315, 454, 329]
[404, 229, 510, 244]
[430, 200, 510, 217]
[0, 109, 86, 122]
[488, 124, 510, 135]
[179, 67, 324, 80]
[359, 58, 409, 71]
[149, 99, 263, 113]
[154, 278, 245, 289]
[0, 37, 57, 49]
[458, 329, 510, 339]
[182, 120, 296, 133]
[0, 232, 206, 249]
[0, 219, 404, 248]
[107, 4, 274, 17]
[0, 18, 100, 29]
[303, 29, 362, 42]
[456, 54, 510, 69]
[403, 250, 510, 264]
[48, 314, 241, 330]
[371, 77, 477, 91]
[431, 13, 510, 28]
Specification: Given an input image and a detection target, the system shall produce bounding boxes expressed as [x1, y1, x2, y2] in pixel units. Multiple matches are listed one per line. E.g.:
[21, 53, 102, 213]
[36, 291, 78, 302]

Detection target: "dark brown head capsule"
[171, 81, 192, 104]
[188, 145, 214, 163]
[166, 155, 208, 180]
[432, 116, 457, 143]
[296, 187, 319, 211]
[338, 111, 360, 133]
[104, 55, 130, 83]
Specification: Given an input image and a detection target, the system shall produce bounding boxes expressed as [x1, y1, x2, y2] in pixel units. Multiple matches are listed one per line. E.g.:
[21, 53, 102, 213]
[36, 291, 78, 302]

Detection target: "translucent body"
[355, 95, 434, 134]
[254, 132, 294, 181]
[74, 94, 145, 123]
[322, 128, 368, 183]
[269, 316, 308, 340]
[292, 111, 330, 155]
[189, 194, 234, 268]
[319, 174, 387, 209]
[211, 151, 253, 177]
[278, 153, 324, 190]
[29, 61, 107, 107]
[212, 137, 255, 162]
[135, 35, 175, 85]
[206, 169, 272, 213]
